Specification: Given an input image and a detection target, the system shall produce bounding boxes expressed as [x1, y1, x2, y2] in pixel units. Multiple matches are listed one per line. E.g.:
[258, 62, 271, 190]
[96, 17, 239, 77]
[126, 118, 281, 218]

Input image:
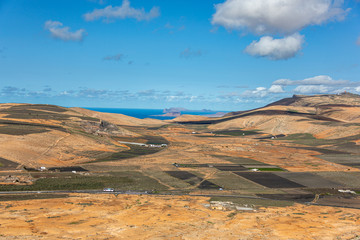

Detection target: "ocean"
[85, 108, 226, 120]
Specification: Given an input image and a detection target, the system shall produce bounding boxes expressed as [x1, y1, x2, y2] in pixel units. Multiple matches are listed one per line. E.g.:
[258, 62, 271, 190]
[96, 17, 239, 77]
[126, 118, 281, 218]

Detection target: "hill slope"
[0, 104, 143, 168]
[175, 93, 360, 139]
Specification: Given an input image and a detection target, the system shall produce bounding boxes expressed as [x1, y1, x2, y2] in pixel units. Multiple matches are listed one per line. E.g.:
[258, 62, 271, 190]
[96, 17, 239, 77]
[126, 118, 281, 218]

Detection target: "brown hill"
[267, 92, 360, 107]
[0, 104, 143, 168]
[71, 107, 165, 127]
[175, 93, 360, 139]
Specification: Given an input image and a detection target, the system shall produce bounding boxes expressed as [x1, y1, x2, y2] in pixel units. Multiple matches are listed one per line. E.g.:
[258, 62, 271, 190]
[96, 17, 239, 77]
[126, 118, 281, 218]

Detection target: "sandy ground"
[0, 194, 359, 240]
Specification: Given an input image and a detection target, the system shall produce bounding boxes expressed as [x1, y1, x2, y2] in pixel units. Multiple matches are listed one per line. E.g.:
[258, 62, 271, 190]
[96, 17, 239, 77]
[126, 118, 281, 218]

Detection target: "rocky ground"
[0, 194, 359, 240]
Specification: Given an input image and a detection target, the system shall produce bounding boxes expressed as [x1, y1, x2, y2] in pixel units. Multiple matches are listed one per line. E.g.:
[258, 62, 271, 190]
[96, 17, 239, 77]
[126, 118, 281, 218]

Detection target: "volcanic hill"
[0, 104, 165, 168]
[175, 92, 360, 140]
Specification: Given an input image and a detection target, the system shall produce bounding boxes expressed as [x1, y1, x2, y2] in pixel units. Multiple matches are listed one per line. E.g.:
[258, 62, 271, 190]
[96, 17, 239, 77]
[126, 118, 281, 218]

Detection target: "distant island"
[156, 107, 225, 117]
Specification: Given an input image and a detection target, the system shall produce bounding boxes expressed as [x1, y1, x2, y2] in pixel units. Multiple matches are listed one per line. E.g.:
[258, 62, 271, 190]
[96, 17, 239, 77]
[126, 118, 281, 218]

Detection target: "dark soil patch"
[48, 167, 88, 172]
[89, 144, 162, 163]
[0, 194, 69, 201]
[274, 172, 344, 188]
[165, 171, 200, 180]
[315, 195, 360, 209]
[292, 146, 346, 155]
[0, 104, 95, 122]
[0, 119, 67, 133]
[0, 193, 69, 201]
[0, 124, 50, 135]
[176, 164, 210, 168]
[256, 134, 286, 139]
[0, 171, 167, 191]
[0, 158, 19, 170]
[213, 130, 260, 136]
[165, 171, 202, 185]
[211, 155, 266, 165]
[198, 180, 221, 189]
[234, 172, 304, 188]
[318, 154, 360, 167]
[257, 194, 315, 203]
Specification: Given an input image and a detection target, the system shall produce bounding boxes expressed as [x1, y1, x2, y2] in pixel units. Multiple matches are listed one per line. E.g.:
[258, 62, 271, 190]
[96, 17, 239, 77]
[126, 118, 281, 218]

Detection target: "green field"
[213, 130, 260, 136]
[0, 171, 168, 191]
[0, 193, 69, 201]
[211, 155, 266, 165]
[89, 144, 163, 163]
[0, 124, 50, 135]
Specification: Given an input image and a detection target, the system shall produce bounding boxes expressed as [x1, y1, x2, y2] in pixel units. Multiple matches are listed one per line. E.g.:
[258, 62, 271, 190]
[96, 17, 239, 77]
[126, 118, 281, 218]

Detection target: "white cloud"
[271, 75, 360, 94]
[44, 20, 86, 42]
[242, 87, 268, 98]
[212, 0, 348, 35]
[84, 0, 160, 22]
[268, 85, 285, 93]
[273, 75, 350, 86]
[293, 85, 332, 94]
[244, 33, 304, 60]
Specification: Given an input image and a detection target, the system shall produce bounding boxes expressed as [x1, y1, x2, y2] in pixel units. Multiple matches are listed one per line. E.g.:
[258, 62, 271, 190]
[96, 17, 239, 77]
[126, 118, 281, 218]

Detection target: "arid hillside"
[0, 104, 159, 168]
[72, 107, 165, 127]
[175, 93, 360, 139]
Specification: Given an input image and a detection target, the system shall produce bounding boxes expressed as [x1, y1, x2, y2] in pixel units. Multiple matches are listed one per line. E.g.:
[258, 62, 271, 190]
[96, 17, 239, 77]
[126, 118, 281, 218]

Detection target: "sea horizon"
[85, 107, 229, 120]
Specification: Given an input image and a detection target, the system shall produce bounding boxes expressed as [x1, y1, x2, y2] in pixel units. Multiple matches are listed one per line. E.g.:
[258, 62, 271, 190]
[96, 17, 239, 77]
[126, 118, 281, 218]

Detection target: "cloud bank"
[273, 75, 349, 86]
[44, 21, 87, 42]
[84, 0, 160, 22]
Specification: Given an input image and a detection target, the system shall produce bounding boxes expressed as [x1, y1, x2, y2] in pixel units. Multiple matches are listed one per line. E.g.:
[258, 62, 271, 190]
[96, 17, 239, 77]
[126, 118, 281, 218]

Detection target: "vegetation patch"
[214, 165, 248, 171]
[48, 167, 88, 172]
[277, 134, 360, 151]
[176, 164, 209, 168]
[144, 135, 169, 145]
[213, 130, 260, 136]
[211, 155, 266, 165]
[251, 168, 285, 172]
[1, 104, 96, 122]
[0, 171, 168, 191]
[0, 194, 69, 201]
[0, 124, 50, 135]
[90, 144, 162, 163]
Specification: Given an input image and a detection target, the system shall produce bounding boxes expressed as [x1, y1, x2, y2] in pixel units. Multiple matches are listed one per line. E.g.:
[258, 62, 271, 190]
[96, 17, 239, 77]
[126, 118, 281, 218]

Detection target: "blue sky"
[0, 0, 360, 111]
